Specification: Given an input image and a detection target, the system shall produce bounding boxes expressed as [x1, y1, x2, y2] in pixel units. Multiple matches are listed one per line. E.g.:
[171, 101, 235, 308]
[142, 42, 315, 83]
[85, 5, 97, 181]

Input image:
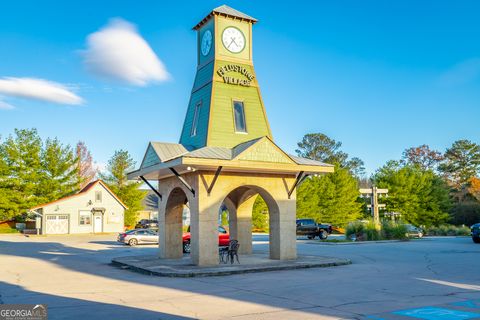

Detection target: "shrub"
[345, 221, 365, 240]
[426, 224, 471, 236]
[382, 221, 408, 240]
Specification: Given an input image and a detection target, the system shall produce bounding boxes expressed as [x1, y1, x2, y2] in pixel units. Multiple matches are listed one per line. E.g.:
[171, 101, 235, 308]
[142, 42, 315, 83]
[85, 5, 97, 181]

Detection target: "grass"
[0, 225, 19, 234]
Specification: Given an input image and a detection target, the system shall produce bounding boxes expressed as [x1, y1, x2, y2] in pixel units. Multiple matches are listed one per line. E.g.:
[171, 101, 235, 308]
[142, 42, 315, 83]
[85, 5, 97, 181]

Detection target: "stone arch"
[221, 184, 281, 258]
[158, 187, 188, 259]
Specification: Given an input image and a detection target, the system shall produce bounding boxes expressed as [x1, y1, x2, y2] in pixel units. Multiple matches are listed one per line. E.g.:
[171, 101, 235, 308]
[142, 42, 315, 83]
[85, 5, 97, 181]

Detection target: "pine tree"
[100, 150, 146, 227]
[39, 138, 80, 203]
[297, 165, 362, 227]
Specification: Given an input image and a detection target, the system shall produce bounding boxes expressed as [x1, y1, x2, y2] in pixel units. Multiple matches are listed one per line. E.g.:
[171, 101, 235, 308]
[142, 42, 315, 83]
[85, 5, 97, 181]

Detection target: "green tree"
[297, 165, 362, 227]
[296, 133, 365, 177]
[0, 129, 81, 221]
[100, 150, 146, 227]
[0, 129, 43, 219]
[252, 196, 269, 231]
[39, 138, 80, 203]
[374, 164, 451, 227]
[439, 139, 480, 188]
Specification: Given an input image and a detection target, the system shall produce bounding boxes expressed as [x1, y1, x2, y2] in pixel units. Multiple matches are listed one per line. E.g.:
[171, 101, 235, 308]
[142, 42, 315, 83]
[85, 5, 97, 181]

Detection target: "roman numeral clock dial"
[222, 27, 245, 53]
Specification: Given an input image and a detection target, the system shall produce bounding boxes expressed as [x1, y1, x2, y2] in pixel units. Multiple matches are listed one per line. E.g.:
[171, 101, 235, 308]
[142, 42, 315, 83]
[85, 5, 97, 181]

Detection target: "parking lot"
[0, 234, 479, 319]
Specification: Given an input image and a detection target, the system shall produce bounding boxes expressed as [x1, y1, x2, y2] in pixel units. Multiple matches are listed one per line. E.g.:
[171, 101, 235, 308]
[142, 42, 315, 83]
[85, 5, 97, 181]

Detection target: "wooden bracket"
[169, 168, 196, 197]
[207, 166, 223, 195]
[140, 176, 162, 201]
[287, 171, 305, 199]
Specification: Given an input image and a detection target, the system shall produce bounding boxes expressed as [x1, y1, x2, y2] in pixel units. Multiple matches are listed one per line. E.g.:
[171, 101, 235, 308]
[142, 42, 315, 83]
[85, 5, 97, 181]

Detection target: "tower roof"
[193, 5, 257, 30]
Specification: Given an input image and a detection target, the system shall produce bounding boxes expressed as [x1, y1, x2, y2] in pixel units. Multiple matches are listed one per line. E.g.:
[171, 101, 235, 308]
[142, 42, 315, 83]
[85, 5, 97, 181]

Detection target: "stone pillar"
[190, 175, 219, 266]
[158, 188, 184, 259]
[269, 192, 297, 260]
[230, 195, 255, 254]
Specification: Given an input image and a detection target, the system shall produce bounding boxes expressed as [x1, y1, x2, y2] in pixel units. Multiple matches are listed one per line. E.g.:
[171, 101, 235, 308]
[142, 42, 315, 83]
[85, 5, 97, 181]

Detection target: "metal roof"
[185, 146, 232, 160]
[289, 155, 334, 167]
[213, 5, 257, 22]
[144, 138, 332, 168]
[193, 5, 257, 30]
[150, 142, 188, 162]
[231, 137, 262, 158]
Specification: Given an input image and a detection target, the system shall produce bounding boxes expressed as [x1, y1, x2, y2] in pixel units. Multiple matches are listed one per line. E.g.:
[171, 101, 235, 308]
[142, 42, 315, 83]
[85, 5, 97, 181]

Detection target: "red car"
[182, 226, 230, 253]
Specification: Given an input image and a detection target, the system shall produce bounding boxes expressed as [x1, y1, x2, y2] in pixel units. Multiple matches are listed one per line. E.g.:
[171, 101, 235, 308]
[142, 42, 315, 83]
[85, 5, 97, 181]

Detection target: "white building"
[31, 180, 126, 235]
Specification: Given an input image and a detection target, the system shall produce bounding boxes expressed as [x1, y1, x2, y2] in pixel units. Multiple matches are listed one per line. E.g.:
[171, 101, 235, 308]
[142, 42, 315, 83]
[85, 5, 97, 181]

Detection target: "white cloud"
[438, 58, 480, 86]
[82, 18, 170, 86]
[0, 77, 84, 105]
[0, 100, 14, 110]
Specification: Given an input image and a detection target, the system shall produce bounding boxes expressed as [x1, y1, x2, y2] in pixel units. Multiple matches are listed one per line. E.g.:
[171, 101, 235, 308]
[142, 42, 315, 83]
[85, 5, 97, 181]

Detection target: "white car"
[117, 229, 158, 246]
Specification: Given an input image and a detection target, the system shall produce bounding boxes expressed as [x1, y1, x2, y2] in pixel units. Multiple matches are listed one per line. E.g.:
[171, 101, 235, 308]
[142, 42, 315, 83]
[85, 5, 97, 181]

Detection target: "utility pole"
[359, 186, 388, 227]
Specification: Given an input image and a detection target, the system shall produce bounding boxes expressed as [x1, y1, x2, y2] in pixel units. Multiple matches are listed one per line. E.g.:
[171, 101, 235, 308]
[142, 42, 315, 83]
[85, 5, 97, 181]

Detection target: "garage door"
[45, 215, 69, 234]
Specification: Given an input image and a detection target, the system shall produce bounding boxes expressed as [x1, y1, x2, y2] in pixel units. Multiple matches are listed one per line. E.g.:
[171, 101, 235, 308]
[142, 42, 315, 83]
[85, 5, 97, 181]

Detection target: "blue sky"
[1, 1, 479, 175]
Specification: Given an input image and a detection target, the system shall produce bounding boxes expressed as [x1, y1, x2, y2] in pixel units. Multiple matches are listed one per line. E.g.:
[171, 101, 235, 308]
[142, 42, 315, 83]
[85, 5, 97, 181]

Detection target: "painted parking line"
[393, 307, 480, 319]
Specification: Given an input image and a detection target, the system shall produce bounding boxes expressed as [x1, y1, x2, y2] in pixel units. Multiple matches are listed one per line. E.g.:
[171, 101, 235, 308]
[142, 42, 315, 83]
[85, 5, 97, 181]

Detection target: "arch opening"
[220, 185, 280, 258]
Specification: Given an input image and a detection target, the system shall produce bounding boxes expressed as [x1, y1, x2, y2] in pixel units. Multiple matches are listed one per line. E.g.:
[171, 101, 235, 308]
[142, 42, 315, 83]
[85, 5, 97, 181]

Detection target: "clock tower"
[179, 5, 272, 150]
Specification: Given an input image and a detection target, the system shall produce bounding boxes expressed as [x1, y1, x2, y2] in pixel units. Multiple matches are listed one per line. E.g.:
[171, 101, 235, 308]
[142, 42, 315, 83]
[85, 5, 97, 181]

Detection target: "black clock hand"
[231, 37, 239, 47]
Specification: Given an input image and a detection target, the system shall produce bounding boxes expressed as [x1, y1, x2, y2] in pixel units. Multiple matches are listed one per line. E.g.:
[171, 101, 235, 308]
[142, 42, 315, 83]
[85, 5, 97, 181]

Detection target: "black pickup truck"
[296, 219, 332, 240]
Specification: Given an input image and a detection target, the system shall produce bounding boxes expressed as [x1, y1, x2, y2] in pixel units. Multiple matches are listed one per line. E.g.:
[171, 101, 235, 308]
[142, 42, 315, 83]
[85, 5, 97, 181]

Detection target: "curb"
[306, 239, 411, 245]
[111, 257, 352, 278]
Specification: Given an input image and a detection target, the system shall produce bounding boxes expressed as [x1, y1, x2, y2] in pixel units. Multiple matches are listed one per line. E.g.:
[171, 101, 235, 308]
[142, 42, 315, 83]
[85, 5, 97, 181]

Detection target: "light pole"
[359, 186, 388, 227]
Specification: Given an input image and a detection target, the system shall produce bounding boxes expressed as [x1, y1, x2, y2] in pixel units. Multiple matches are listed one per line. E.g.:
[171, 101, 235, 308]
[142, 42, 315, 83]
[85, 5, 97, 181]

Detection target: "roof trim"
[31, 180, 128, 210]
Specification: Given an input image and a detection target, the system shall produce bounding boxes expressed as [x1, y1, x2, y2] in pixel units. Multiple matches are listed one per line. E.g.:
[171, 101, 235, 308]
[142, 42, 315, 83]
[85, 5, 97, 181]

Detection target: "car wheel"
[183, 241, 191, 253]
[319, 230, 328, 240]
[307, 235, 314, 240]
[473, 236, 480, 244]
[128, 238, 138, 246]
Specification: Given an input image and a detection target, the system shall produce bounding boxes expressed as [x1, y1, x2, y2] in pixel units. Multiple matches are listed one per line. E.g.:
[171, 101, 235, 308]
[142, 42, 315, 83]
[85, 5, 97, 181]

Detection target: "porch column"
[269, 193, 297, 260]
[230, 195, 255, 255]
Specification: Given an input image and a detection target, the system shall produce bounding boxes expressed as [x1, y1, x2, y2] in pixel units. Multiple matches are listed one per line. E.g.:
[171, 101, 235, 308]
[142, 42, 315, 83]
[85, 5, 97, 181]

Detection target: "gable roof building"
[31, 180, 126, 235]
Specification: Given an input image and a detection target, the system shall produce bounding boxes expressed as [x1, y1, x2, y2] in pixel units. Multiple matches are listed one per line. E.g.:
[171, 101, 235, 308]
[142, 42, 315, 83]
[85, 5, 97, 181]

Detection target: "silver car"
[117, 229, 159, 246]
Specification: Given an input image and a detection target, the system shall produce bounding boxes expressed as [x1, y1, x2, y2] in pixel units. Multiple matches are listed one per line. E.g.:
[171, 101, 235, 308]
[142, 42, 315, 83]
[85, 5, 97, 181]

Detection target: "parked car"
[405, 224, 424, 238]
[182, 226, 230, 253]
[117, 229, 158, 246]
[296, 219, 332, 240]
[471, 223, 480, 243]
[135, 219, 158, 229]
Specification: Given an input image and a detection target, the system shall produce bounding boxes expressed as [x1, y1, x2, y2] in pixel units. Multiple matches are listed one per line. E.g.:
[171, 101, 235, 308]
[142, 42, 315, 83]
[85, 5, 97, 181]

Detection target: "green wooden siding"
[179, 83, 212, 149]
[208, 82, 270, 148]
[141, 144, 160, 168]
[192, 61, 214, 92]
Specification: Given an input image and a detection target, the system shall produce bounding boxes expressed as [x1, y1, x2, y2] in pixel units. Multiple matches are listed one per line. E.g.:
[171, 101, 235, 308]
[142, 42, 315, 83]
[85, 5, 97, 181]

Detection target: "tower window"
[233, 101, 247, 133]
[191, 101, 202, 136]
[95, 191, 102, 203]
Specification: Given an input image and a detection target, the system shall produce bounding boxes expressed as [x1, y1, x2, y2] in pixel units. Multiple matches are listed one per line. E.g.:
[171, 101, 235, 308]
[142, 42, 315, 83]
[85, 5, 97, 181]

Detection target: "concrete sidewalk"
[112, 253, 351, 277]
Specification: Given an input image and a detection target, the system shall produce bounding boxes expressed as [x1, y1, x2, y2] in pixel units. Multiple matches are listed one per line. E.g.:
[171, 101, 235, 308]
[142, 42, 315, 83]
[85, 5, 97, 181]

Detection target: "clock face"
[222, 27, 245, 53]
[201, 30, 212, 56]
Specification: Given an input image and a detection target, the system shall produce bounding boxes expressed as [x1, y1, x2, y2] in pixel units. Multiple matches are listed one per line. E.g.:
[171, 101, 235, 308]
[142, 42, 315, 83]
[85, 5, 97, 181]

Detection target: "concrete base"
[111, 254, 351, 277]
